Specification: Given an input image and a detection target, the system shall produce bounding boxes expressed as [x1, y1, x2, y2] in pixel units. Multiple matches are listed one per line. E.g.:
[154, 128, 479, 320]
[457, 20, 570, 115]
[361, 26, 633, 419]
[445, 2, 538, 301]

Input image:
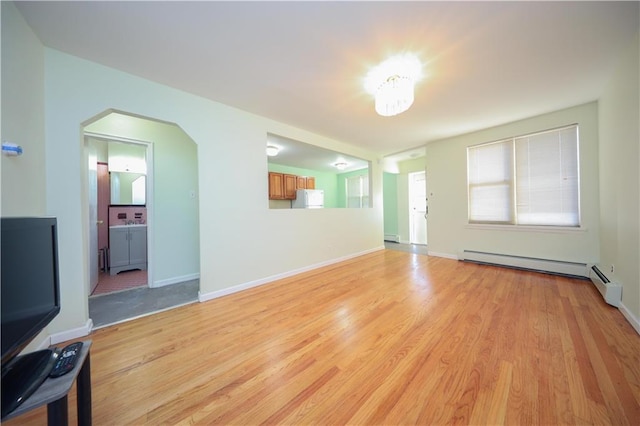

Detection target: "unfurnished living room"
[1, 1, 639, 425]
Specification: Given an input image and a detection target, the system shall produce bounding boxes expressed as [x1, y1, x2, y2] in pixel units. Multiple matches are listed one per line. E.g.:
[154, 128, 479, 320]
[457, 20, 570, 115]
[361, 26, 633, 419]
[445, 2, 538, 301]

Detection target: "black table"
[2, 340, 92, 426]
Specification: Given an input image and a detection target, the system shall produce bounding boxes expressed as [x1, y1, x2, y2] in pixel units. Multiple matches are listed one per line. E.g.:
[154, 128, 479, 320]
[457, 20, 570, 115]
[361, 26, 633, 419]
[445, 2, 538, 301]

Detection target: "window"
[467, 125, 580, 227]
[346, 175, 370, 208]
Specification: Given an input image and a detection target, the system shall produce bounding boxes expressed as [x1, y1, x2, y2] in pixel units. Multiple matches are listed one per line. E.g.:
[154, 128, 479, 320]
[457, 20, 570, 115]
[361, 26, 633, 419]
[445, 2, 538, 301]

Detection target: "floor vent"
[460, 250, 589, 278]
[384, 234, 400, 243]
[589, 265, 622, 307]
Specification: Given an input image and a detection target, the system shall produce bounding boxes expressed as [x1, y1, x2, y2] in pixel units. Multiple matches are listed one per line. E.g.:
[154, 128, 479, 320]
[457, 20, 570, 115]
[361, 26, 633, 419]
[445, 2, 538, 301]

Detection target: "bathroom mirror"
[111, 172, 146, 205]
[267, 134, 371, 209]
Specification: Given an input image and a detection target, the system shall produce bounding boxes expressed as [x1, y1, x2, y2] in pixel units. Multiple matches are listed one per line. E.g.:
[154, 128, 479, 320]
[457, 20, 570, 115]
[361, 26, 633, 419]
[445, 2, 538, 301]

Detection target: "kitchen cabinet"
[296, 176, 315, 190]
[283, 174, 297, 199]
[305, 177, 315, 189]
[296, 176, 306, 190]
[268, 172, 285, 199]
[269, 172, 299, 200]
[109, 226, 147, 275]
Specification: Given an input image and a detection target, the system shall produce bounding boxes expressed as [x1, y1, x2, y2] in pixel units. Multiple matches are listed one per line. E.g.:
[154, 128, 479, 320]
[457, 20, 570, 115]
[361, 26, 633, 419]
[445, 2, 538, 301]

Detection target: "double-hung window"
[467, 125, 580, 227]
[346, 174, 370, 208]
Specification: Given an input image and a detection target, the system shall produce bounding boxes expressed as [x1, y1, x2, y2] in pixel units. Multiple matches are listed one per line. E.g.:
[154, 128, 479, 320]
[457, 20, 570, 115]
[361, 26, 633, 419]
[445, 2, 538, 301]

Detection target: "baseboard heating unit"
[384, 234, 400, 243]
[460, 250, 589, 278]
[588, 265, 622, 307]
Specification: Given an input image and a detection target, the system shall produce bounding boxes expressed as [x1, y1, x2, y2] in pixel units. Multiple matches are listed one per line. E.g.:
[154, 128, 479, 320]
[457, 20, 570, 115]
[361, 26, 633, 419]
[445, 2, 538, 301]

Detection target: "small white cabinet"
[109, 226, 147, 275]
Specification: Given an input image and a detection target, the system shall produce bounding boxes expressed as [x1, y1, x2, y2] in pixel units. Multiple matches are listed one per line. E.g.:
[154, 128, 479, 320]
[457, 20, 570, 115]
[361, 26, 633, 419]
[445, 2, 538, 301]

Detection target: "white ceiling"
[267, 134, 369, 173]
[16, 1, 639, 162]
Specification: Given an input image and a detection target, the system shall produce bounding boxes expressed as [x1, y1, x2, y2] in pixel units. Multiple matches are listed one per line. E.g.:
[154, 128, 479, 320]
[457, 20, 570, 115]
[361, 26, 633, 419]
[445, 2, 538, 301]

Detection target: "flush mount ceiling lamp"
[334, 162, 348, 170]
[364, 53, 423, 117]
[266, 145, 280, 157]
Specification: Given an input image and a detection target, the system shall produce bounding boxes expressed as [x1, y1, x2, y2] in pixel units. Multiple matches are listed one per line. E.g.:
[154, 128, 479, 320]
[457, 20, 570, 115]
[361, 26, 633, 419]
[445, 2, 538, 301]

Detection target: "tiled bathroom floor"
[91, 269, 148, 296]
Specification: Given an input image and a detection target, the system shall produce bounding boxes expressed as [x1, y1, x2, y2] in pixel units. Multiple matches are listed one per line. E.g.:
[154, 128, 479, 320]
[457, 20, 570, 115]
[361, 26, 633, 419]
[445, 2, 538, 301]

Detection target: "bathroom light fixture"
[364, 53, 422, 117]
[334, 162, 348, 170]
[266, 145, 280, 157]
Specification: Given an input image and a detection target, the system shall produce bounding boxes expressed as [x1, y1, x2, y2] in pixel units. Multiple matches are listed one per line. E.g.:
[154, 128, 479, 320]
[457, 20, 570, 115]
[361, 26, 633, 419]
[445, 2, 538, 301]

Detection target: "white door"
[409, 171, 427, 245]
[87, 139, 99, 294]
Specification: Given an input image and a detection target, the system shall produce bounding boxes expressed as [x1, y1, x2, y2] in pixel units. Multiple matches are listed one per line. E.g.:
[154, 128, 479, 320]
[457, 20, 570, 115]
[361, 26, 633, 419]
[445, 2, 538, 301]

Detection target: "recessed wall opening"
[266, 134, 371, 209]
[81, 110, 200, 328]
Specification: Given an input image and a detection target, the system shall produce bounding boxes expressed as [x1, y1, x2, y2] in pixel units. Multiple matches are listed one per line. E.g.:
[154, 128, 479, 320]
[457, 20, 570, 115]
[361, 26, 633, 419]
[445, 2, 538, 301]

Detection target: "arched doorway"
[82, 110, 200, 327]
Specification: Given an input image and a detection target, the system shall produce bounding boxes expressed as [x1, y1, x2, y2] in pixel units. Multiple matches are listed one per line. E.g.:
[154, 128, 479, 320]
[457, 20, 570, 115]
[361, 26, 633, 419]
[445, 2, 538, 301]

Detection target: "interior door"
[97, 163, 110, 262]
[409, 171, 427, 245]
[87, 139, 99, 293]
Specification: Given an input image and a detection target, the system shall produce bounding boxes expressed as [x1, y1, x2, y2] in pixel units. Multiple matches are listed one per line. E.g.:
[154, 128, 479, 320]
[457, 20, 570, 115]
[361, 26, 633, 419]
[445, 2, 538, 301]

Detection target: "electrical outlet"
[610, 265, 615, 274]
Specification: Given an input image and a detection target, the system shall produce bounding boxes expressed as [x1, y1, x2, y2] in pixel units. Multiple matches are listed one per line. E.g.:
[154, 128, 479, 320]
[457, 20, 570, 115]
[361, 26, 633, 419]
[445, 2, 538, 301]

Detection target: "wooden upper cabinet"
[306, 177, 315, 189]
[296, 176, 307, 190]
[283, 174, 297, 199]
[268, 172, 284, 199]
[269, 172, 316, 200]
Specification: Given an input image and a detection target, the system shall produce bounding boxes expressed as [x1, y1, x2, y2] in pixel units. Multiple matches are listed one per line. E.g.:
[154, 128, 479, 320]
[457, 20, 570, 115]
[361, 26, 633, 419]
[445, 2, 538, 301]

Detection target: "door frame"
[84, 132, 154, 292]
[408, 170, 427, 245]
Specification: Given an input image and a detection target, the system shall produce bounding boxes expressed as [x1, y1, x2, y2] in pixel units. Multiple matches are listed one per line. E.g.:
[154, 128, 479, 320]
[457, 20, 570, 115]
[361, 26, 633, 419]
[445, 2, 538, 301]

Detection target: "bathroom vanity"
[109, 225, 147, 275]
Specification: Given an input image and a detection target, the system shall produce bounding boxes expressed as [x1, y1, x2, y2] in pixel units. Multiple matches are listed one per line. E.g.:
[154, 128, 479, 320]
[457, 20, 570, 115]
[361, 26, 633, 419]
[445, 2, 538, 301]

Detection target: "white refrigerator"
[292, 189, 324, 208]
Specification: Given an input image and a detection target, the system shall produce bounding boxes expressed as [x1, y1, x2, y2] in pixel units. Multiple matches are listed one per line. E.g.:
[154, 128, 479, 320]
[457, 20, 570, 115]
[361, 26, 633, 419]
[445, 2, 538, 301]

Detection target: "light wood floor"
[8, 250, 640, 425]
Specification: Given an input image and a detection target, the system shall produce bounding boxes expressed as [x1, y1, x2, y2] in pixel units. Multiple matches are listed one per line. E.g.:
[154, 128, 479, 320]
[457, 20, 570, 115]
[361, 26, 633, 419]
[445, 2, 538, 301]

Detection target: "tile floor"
[91, 269, 148, 296]
[89, 279, 200, 328]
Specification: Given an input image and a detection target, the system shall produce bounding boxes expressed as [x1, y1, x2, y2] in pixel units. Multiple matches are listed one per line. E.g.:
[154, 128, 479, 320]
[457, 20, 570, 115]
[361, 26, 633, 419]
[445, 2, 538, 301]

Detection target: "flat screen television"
[1, 217, 61, 417]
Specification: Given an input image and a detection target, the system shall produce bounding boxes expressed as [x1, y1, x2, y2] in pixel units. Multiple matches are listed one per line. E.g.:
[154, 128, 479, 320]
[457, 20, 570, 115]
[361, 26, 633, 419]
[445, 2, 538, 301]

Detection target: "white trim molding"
[619, 302, 640, 336]
[153, 273, 200, 288]
[198, 246, 384, 303]
[50, 319, 94, 345]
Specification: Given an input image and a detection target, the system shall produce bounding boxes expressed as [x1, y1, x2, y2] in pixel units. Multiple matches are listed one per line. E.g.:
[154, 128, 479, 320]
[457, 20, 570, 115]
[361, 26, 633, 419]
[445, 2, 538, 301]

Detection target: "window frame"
[467, 124, 581, 228]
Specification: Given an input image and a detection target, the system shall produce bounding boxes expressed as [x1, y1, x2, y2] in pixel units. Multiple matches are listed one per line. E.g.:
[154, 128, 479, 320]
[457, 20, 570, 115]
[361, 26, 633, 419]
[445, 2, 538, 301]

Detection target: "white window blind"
[467, 125, 580, 226]
[468, 140, 513, 223]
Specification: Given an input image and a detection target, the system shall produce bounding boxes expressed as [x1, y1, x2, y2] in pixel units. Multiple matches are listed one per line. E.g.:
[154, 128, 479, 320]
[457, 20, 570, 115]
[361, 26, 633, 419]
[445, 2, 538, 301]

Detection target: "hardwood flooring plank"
[4, 250, 639, 425]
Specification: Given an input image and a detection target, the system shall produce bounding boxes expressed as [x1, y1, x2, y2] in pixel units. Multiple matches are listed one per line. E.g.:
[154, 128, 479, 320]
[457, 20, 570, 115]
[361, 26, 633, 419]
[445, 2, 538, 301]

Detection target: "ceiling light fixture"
[364, 53, 422, 117]
[266, 145, 280, 157]
[334, 162, 348, 170]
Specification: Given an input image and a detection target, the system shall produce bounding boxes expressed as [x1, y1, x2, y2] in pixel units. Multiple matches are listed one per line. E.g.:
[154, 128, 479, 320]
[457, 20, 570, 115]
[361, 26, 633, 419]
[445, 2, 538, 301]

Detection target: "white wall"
[34, 46, 381, 334]
[425, 102, 600, 263]
[1, 1, 46, 216]
[598, 33, 640, 326]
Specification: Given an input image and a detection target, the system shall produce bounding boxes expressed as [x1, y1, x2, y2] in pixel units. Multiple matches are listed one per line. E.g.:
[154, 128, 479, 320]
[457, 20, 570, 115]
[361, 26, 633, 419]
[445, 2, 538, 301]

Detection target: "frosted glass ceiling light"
[334, 162, 348, 170]
[364, 53, 422, 117]
[266, 145, 280, 156]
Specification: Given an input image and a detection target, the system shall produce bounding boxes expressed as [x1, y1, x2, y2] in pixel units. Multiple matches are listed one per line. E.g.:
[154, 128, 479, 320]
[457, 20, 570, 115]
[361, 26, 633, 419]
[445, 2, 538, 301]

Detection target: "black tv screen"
[1, 217, 61, 366]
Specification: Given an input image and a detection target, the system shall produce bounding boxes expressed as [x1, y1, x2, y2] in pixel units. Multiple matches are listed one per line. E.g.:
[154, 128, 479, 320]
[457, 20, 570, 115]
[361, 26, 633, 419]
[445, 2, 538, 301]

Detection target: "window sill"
[466, 223, 587, 234]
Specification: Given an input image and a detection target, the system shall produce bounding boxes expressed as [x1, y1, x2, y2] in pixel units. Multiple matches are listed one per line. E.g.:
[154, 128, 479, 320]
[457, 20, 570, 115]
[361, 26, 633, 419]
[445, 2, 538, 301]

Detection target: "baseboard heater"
[460, 250, 589, 278]
[588, 265, 622, 307]
[384, 234, 400, 243]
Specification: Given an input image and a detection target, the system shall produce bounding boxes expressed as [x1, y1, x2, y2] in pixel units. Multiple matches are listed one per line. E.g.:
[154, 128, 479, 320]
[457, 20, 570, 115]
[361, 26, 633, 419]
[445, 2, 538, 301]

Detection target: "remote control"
[49, 342, 83, 378]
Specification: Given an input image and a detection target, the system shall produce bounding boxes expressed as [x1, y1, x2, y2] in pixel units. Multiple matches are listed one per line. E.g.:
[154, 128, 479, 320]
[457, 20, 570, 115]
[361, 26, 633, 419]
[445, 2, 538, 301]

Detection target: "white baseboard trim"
[399, 239, 411, 245]
[34, 335, 53, 352]
[199, 246, 385, 303]
[619, 302, 640, 336]
[50, 319, 94, 345]
[152, 273, 200, 288]
[427, 251, 458, 260]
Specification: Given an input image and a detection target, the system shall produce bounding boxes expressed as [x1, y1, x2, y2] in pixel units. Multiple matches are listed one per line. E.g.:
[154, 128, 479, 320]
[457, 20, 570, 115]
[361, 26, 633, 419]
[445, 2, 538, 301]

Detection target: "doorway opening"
[82, 110, 200, 328]
[409, 171, 427, 245]
[86, 135, 151, 297]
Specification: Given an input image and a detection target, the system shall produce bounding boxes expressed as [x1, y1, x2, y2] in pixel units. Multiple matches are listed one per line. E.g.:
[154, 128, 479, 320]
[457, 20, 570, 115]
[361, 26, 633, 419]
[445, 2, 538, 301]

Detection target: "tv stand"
[1, 349, 57, 417]
[1, 340, 92, 426]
